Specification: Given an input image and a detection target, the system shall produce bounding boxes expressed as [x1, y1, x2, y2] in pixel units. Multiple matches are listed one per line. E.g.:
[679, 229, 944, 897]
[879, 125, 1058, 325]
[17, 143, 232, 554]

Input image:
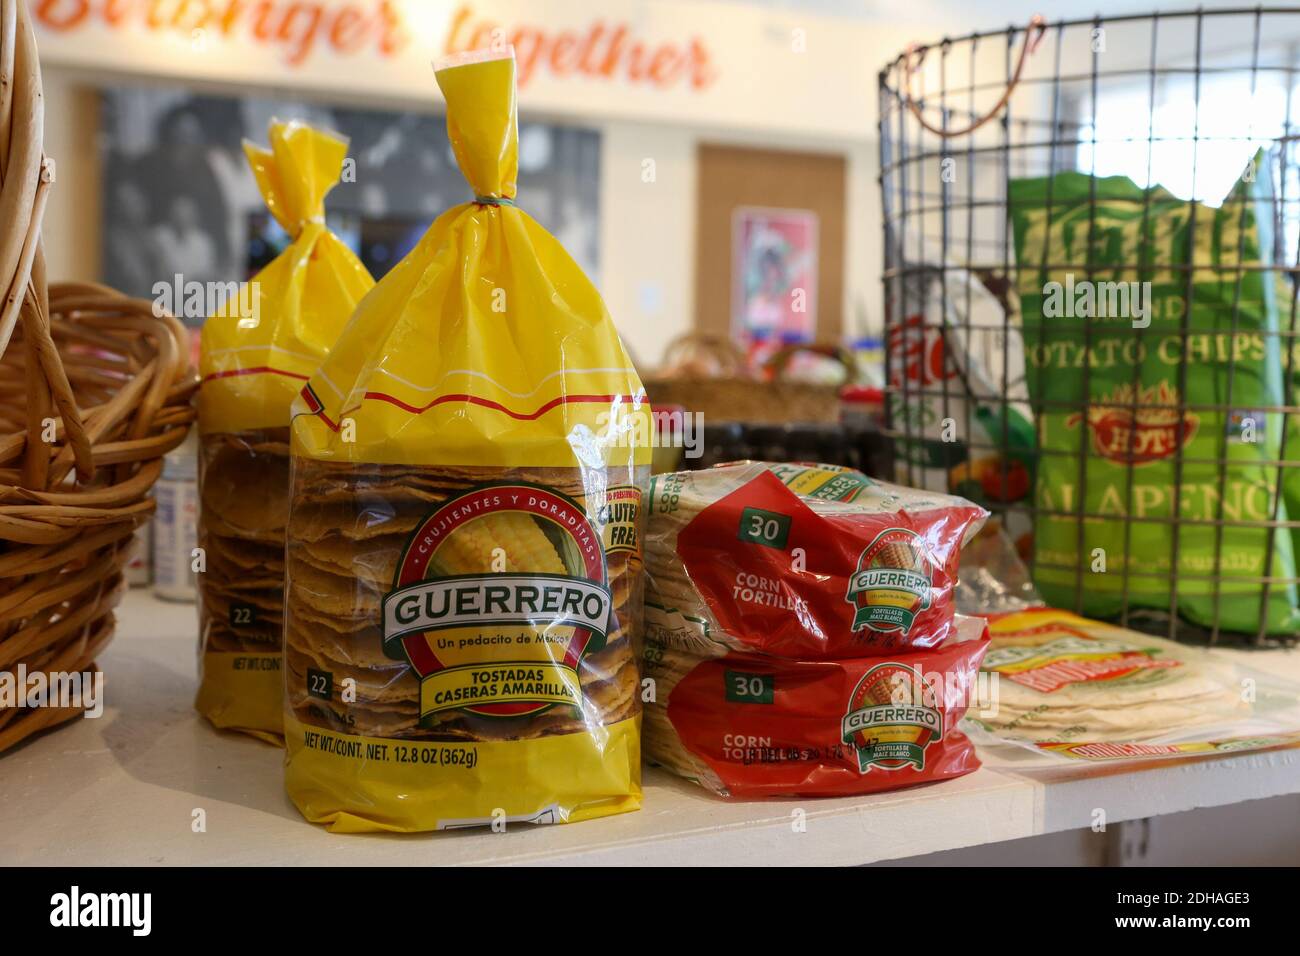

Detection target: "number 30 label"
[725, 670, 774, 704]
[738, 507, 791, 550]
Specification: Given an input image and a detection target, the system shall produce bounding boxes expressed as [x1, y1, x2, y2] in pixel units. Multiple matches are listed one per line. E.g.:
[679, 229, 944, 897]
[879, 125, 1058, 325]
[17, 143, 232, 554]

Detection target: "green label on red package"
[662, 625, 989, 798]
[724, 670, 774, 704]
[845, 529, 934, 636]
[737, 507, 792, 549]
[766, 462, 876, 501]
[674, 470, 983, 657]
[841, 663, 942, 771]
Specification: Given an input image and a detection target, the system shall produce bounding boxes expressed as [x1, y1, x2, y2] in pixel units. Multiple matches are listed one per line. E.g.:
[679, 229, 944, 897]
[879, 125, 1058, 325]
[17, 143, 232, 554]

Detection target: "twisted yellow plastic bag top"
[199, 120, 374, 434]
[291, 49, 651, 468]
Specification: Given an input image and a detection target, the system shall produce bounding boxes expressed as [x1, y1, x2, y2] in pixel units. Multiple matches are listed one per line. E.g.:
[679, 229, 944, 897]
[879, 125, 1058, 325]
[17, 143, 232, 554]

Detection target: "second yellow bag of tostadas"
[284, 48, 652, 833]
[197, 120, 374, 744]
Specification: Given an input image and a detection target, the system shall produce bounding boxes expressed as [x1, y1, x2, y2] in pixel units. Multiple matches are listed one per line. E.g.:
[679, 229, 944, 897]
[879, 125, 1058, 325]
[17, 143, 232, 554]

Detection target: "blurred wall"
[42, 71, 101, 283]
[42, 70, 880, 369]
[39, 0, 1138, 368]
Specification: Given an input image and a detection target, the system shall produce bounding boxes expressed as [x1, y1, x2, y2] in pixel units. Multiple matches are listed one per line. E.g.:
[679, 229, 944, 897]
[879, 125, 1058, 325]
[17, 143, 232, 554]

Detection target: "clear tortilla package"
[965, 607, 1300, 762]
[196, 121, 374, 743]
[646, 462, 988, 659]
[644, 614, 989, 798]
[283, 49, 651, 833]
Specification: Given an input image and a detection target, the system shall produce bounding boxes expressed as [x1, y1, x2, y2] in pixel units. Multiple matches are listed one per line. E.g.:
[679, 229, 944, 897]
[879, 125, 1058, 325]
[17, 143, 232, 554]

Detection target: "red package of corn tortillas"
[642, 613, 990, 798]
[646, 463, 988, 659]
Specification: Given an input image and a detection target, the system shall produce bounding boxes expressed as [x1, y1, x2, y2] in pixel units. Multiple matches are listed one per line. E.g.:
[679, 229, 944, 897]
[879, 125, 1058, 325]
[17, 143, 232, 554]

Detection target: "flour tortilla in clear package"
[965, 607, 1300, 762]
[646, 462, 988, 660]
[284, 49, 651, 833]
[196, 121, 374, 744]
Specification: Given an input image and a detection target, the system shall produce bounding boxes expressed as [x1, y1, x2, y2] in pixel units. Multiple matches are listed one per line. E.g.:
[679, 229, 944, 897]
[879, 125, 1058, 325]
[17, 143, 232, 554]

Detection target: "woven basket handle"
[658, 332, 750, 379]
[762, 342, 855, 383]
[0, 0, 93, 484]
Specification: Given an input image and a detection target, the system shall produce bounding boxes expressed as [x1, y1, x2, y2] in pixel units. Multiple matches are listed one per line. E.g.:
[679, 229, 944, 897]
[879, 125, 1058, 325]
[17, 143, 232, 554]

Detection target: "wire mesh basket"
[879, 7, 1300, 645]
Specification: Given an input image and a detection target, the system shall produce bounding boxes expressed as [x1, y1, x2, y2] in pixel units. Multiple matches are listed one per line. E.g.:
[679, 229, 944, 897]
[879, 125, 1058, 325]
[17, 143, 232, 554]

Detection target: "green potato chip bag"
[1009, 154, 1300, 635]
[1270, 267, 1300, 595]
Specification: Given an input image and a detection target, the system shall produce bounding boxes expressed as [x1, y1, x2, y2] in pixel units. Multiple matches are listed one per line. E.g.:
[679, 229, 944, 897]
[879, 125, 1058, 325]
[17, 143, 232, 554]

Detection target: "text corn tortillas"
[195, 121, 374, 743]
[282, 49, 651, 834]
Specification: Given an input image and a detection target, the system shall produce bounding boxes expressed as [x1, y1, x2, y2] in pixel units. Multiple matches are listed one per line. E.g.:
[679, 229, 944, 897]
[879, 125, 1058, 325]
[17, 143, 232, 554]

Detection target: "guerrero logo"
[842, 663, 943, 772]
[844, 528, 932, 635]
[380, 483, 612, 723]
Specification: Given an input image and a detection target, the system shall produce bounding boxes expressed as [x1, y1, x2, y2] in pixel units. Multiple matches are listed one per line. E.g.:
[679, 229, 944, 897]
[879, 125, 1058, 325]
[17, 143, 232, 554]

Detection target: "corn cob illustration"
[434, 512, 567, 575]
[871, 540, 923, 572]
[861, 670, 899, 706]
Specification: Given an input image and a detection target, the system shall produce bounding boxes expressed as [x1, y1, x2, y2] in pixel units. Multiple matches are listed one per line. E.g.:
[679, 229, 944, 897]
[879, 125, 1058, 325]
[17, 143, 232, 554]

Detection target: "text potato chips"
[1009, 156, 1300, 634]
[196, 121, 374, 743]
[284, 48, 651, 833]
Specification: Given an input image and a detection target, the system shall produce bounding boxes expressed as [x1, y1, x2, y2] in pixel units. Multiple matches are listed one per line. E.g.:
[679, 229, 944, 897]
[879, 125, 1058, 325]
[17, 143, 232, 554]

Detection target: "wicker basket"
[643, 333, 848, 424]
[0, 0, 197, 753]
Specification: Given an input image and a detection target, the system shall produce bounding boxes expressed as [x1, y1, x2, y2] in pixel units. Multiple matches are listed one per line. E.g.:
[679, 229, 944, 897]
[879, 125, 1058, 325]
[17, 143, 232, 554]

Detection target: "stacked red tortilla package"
[643, 462, 990, 798]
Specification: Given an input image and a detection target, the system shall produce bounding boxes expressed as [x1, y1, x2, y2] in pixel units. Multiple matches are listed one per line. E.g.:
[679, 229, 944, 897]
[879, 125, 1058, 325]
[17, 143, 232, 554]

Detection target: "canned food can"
[153, 436, 199, 602]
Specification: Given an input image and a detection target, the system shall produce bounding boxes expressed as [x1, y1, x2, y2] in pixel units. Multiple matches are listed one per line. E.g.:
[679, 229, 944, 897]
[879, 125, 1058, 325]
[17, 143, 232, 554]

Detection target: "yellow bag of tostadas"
[284, 48, 651, 833]
[197, 120, 374, 744]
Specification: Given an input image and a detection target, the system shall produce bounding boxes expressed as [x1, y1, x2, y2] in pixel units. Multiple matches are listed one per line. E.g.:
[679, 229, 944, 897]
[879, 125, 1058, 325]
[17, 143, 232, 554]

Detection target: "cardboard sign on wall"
[696, 143, 846, 346]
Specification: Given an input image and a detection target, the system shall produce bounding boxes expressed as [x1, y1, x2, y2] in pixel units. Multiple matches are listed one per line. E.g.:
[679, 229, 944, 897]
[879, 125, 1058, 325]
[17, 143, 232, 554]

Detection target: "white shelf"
[2, 591, 1299, 866]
